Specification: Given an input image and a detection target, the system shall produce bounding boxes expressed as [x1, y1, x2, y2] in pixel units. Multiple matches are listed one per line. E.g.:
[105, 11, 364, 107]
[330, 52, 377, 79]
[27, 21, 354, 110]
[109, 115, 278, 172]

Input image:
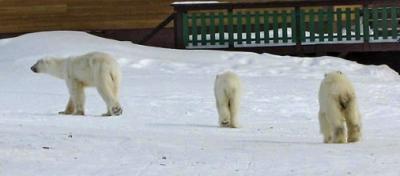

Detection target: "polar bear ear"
[337, 71, 343, 74]
[324, 73, 327, 78]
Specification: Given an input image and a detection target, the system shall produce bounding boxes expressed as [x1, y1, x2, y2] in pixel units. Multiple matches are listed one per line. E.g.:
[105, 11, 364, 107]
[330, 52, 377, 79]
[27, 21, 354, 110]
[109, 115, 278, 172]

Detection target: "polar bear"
[31, 52, 122, 116]
[214, 71, 242, 128]
[318, 71, 361, 143]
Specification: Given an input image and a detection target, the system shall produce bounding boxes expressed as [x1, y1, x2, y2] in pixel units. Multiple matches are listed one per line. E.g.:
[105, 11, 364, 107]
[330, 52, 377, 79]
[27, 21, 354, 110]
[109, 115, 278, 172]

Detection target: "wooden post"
[295, 6, 304, 56]
[228, 8, 234, 49]
[362, 0, 370, 51]
[174, 8, 186, 49]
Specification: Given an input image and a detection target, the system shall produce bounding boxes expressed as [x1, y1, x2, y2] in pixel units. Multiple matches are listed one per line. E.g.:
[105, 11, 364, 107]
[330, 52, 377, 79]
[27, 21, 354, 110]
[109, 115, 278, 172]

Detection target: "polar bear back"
[319, 71, 356, 111]
[214, 71, 241, 97]
[66, 52, 121, 87]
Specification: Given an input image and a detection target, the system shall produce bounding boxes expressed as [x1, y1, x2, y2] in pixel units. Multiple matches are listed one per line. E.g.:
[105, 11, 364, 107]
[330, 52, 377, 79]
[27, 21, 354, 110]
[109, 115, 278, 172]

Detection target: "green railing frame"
[172, 0, 400, 49]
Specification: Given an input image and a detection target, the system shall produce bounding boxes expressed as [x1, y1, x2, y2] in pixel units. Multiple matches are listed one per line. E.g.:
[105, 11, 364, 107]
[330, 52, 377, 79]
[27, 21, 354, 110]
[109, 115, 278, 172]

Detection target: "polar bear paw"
[112, 106, 123, 116]
[220, 120, 230, 127]
[72, 110, 85, 116]
[59, 111, 73, 115]
[103, 106, 123, 116]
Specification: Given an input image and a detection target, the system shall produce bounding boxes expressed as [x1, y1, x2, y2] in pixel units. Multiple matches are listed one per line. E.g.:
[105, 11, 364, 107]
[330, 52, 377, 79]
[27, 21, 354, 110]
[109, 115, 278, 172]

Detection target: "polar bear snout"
[31, 65, 38, 73]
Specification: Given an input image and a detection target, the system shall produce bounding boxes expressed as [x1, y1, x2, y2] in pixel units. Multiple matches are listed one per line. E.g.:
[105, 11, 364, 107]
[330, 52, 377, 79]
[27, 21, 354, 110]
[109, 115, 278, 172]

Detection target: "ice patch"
[130, 59, 155, 69]
[116, 58, 131, 66]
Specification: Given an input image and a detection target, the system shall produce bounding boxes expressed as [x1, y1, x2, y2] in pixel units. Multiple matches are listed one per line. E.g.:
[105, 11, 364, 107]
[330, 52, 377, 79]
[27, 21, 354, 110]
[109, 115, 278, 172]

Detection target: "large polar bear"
[214, 71, 242, 128]
[318, 71, 361, 143]
[31, 52, 122, 116]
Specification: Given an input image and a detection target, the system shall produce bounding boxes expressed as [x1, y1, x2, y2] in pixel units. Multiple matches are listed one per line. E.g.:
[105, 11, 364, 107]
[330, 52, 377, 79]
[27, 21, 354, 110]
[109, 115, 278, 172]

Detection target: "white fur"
[318, 71, 361, 143]
[214, 71, 241, 128]
[31, 52, 122, 116]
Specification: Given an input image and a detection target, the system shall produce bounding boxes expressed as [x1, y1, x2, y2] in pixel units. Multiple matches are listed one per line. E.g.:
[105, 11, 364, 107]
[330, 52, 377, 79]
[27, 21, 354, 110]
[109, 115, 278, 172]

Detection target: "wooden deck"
[172, 0, 400, 56]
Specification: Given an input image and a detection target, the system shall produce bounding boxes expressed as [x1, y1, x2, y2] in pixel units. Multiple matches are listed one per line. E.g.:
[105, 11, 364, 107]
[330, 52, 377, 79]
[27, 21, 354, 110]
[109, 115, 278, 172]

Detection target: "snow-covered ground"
[0, 31, 400, 176]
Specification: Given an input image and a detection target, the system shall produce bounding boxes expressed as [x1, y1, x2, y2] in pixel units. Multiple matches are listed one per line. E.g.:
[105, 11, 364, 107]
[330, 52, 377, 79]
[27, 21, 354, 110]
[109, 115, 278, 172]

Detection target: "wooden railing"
[171, 0, 400, 55]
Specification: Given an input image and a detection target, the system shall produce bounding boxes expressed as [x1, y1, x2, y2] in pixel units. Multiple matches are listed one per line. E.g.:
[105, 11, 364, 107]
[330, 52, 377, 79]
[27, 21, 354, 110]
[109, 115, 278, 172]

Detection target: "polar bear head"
[31, 58, 66, 79]
[31, 59, 45, 73]
[323, 71, 352, 84]
[324, 70, 345, 79]
[31, 58, 59, 74]
[324, 70, 343, 78]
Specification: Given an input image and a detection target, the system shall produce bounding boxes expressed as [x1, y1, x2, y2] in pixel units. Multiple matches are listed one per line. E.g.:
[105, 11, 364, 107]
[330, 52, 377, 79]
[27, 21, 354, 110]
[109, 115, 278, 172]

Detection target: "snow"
[0, 31, 400, 176]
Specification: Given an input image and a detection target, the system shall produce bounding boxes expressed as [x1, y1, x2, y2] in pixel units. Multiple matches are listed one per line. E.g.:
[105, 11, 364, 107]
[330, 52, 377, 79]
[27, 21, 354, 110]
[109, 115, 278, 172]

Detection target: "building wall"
[0, 0, 328, 34]
[0, 0, 357, 48]
[0, 0, 178, 33]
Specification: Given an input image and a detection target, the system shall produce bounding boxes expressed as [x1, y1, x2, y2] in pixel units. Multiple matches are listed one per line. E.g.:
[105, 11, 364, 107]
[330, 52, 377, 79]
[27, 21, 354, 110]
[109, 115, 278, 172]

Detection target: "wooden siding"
[0, 0, 177, 33]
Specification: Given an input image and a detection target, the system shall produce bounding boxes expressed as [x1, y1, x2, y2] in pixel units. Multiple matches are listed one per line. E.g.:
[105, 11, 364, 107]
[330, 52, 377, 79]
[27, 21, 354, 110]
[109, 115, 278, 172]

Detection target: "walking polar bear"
[318, 71, 361, 143]
[31, 51, 122, 116]
[214, 71, 242, 128]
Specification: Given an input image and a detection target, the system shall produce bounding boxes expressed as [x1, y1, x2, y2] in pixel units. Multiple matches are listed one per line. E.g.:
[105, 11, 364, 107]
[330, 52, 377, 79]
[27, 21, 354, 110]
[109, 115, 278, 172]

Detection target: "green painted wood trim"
[218, 12, 225, 45]
[254, 11, 261, 44]
[291, 10, 297, 43]
[345, 8, 352, 40]
[337, 8, 343, 41]
[355, 8, 361, 41]
[391, 7, 398, 39]
[237, 11, 243, 44]
[264, 11, 270, 44]
[318, 9, 324, 42]
[209, 12, 216, 45]
[282, 10, 288, 43]
[228, 11, 234, 46]
[382, 7, 389, 39]
[245, 11, 252, 44]
[372, 8, 379, 40]
[309, 9, 316, 42]
[300, 9, 306, 42]
[327, 8, 334, 41]
[182, 13, 189, 47]
[200, 13, 207, 45]
[363, 8, 370, 42]
[273, 10, 279, 43]
[192, 13, 198, 46]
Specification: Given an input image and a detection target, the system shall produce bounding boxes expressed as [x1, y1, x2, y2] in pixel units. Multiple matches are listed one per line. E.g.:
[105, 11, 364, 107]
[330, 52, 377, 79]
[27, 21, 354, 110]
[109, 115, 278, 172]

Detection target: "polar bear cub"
[31, 52, 122, 116]
[214, 71, 242, 128]
[318, 71, 361, 143]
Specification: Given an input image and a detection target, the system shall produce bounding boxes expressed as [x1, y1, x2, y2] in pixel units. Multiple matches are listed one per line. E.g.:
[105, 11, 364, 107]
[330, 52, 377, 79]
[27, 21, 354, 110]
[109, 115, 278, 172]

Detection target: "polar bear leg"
[327, 107, 346, 143]
[216, 98, 230, 127]
[319, 112, 333, 143]
[345, 102, 361, 143]
[328, 114, 346, 143]
[59, 98, 74, 115]
[228, 93, 240, 128]
[96, 74, 122, 116]
[67, 80, 85, 115]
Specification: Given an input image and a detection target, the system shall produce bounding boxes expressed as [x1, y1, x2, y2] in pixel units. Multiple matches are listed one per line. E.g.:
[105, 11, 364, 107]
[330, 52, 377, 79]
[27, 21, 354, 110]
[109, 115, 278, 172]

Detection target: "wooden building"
[0, 0, 181, 47]
[0, 0, 322, 47]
